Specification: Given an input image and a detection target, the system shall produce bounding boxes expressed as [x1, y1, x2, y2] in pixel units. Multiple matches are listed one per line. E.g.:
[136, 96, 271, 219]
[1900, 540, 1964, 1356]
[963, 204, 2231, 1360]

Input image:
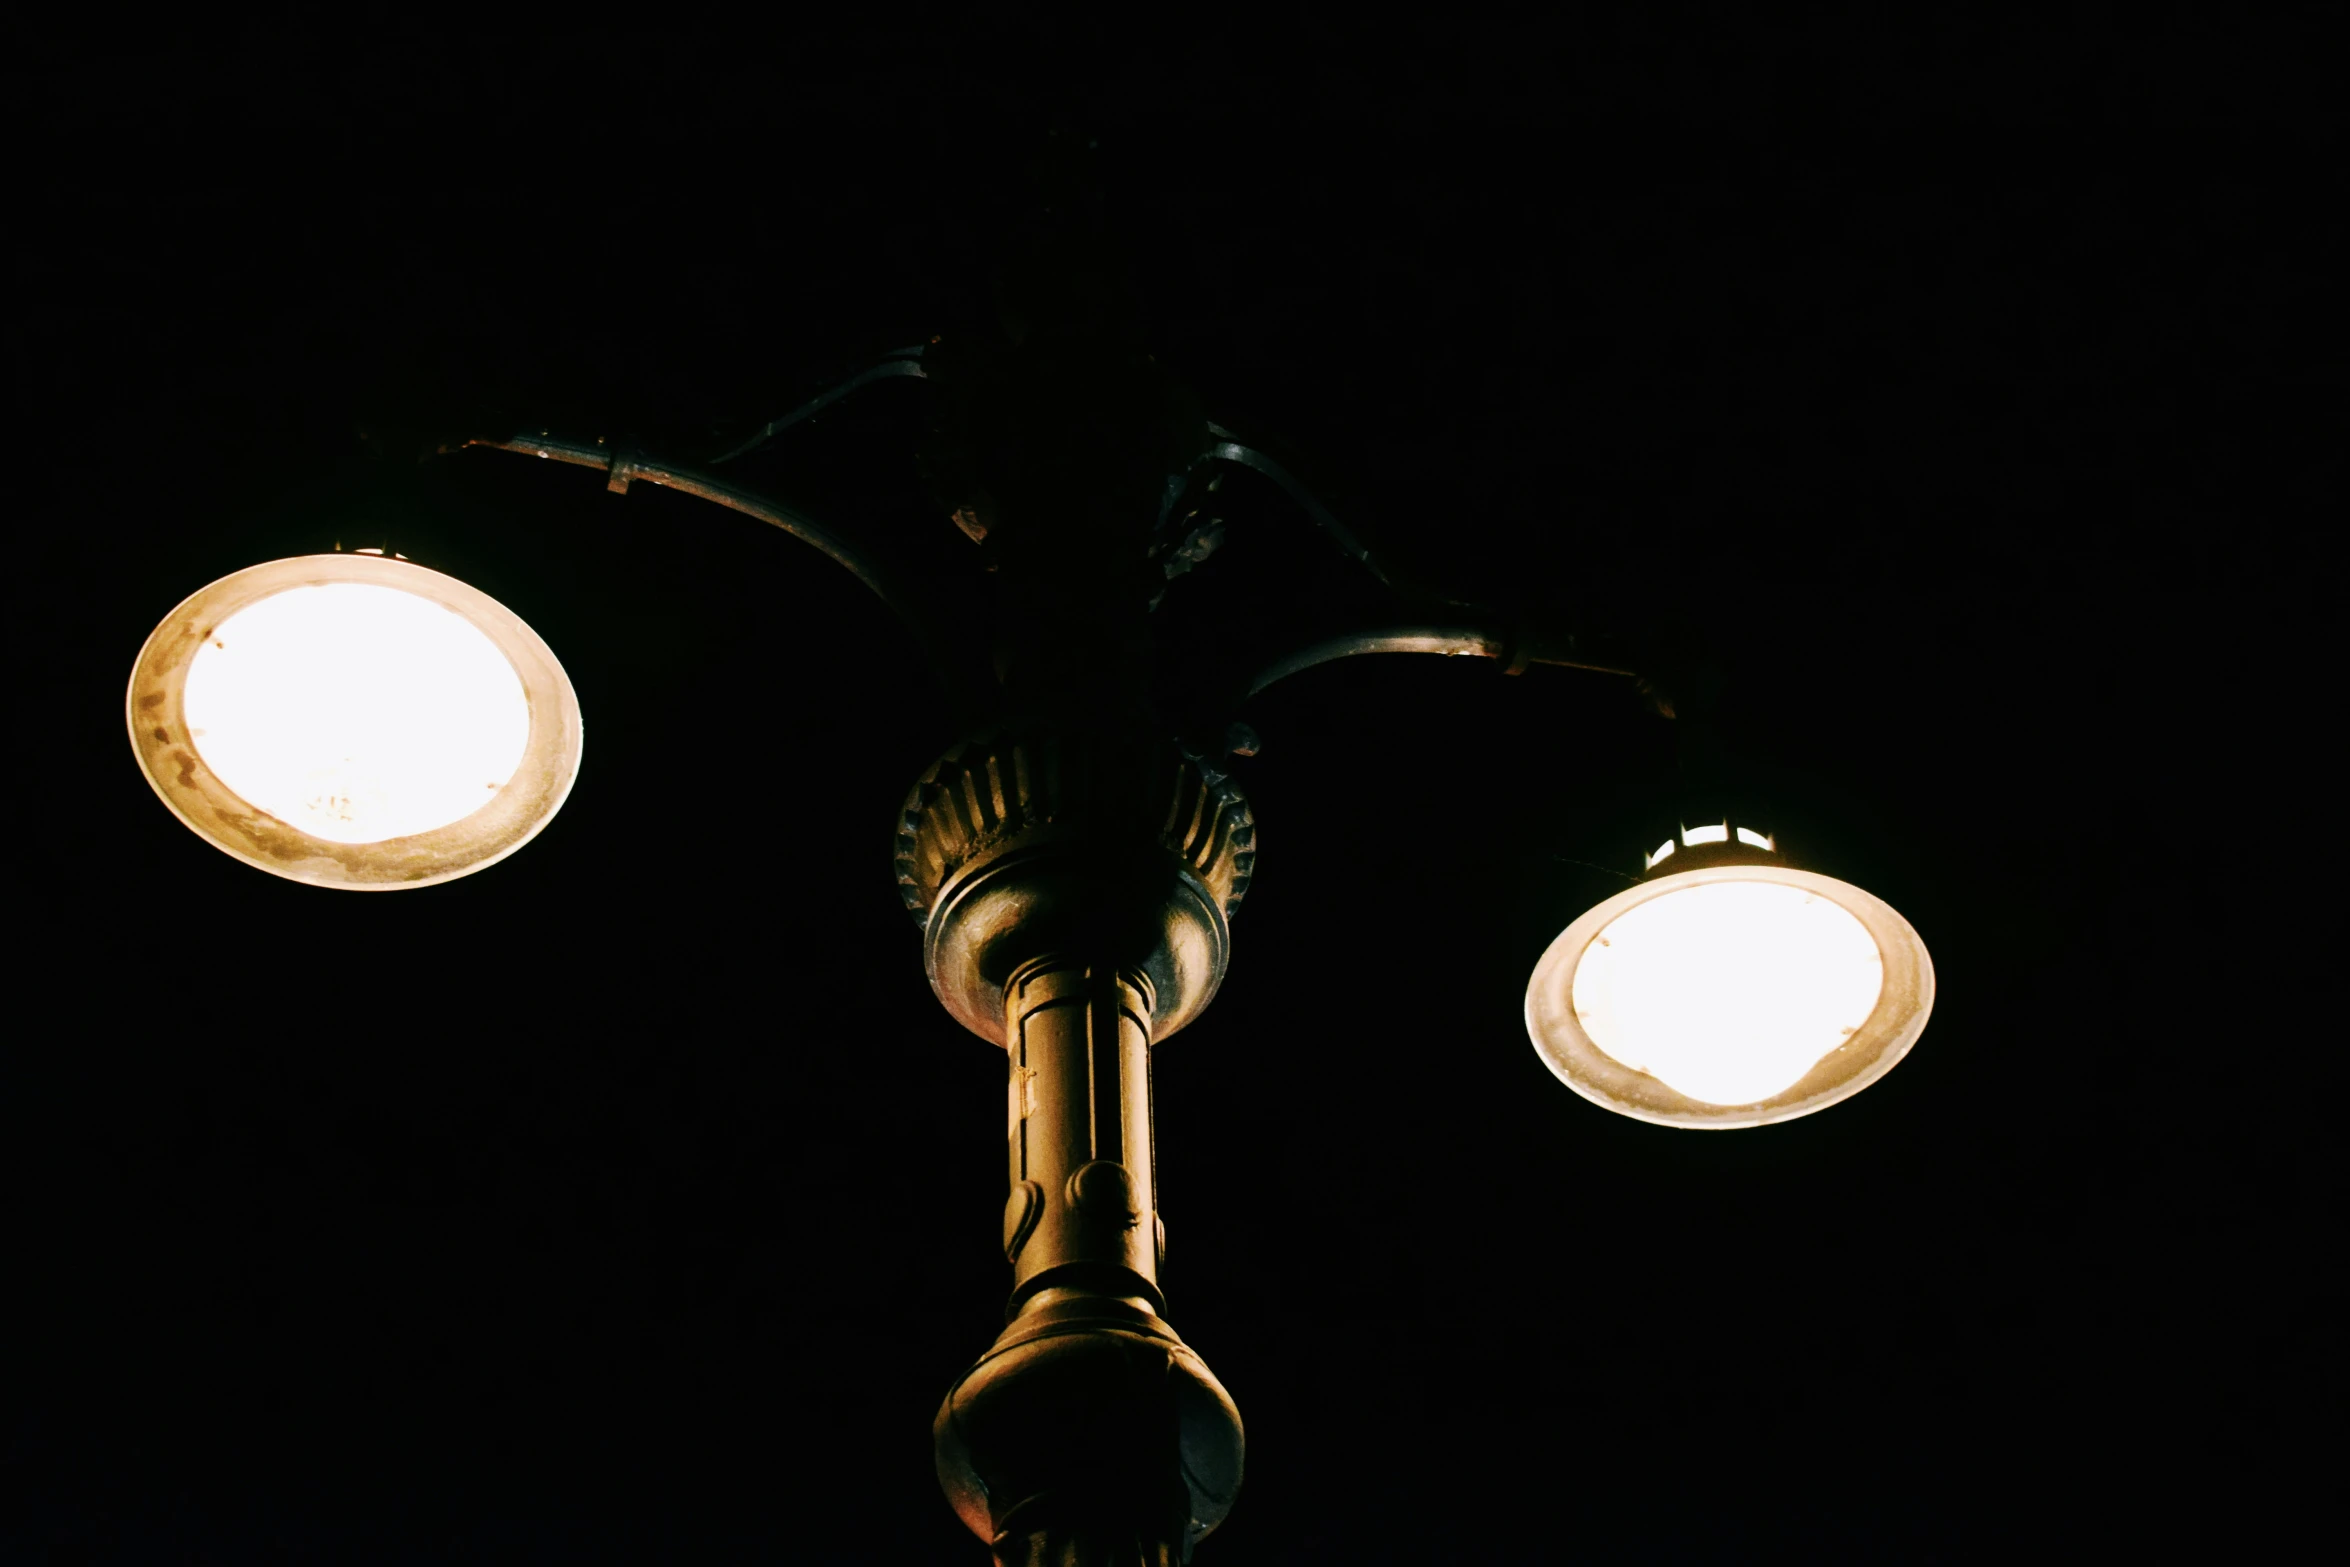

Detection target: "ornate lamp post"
[121, 137, 1933, 1564]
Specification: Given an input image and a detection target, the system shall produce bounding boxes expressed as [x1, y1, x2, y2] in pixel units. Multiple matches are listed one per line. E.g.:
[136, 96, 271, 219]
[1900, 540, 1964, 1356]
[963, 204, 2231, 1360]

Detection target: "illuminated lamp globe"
[1524, 820, 1933, 1128]
[126, 552, 583, 890]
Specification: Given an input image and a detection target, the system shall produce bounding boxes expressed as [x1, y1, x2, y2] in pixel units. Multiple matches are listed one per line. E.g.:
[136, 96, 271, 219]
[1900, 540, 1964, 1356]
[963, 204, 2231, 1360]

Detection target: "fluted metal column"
[1002, 957, 1161, 1312]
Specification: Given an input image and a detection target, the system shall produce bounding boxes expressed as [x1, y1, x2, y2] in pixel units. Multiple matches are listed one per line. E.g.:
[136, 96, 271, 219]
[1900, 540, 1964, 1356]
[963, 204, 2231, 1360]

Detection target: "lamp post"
[119, 136, 1934, 1564]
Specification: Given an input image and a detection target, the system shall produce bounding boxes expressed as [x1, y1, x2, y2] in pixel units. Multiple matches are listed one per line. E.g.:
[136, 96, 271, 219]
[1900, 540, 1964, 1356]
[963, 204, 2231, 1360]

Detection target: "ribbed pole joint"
[897, 727, 1254, 1045]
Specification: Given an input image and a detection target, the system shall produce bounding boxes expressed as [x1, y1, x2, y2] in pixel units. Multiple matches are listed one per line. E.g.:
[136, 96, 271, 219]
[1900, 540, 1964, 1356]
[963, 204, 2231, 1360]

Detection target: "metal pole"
[1002, 957, 1163, 1314]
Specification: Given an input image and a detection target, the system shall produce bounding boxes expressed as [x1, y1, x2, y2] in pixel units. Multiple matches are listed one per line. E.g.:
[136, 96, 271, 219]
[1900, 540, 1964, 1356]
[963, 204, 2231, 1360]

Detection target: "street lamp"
[118, 144, 1934, 1562]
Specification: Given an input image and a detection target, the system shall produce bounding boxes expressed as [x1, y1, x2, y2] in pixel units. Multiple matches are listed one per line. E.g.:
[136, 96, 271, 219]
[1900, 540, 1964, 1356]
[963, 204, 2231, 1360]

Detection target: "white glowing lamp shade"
[1526, 865, 1934, 1128]
[128, 554, 583, 889]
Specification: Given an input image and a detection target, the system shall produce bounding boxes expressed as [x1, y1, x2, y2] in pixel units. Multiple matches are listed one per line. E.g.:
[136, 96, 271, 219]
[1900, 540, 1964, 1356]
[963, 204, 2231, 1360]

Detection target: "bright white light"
[1683, 823, 1727, 846]
[1646, 839, 1676, 869]
[181, 582, 531, 844]
[1570, 880, 1885, 1105]
[1736, 827, 1774, 850]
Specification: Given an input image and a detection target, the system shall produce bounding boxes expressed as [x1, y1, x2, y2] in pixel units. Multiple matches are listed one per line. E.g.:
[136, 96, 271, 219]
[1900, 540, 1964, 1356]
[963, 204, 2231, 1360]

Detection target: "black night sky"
[15, 18, 2332, 1563]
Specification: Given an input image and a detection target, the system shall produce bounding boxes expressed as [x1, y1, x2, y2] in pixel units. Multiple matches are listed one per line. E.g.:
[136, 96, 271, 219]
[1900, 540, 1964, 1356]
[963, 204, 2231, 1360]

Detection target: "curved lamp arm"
[1245, 620, 1661, 705]
[707, 349, 930, 466]
[456, 431, 999, 724]
[1192, 422, 1393, 588]
[693, 357, 1388, 592]
[461, 433, 894, 598]
[696, 359, 1387, 588]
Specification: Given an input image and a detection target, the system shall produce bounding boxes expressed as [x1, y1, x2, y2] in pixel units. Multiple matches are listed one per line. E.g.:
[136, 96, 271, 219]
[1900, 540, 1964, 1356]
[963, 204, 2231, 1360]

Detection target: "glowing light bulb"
[1569, 880, 1885, 1104]
[181, 582, 532, 843]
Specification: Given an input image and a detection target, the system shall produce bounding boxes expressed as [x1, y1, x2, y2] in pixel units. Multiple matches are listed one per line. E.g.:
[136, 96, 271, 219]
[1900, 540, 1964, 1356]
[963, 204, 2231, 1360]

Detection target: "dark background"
[13, 16, 2334, 1562]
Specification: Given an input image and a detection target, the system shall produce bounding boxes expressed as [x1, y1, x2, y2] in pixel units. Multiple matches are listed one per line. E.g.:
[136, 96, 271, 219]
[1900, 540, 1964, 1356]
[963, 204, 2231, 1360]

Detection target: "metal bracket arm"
[454, 430, 1000, 725]
[1192, 422, 1393, 588]
[707, 349, 930, 466]
[1244, 621, 1646, 700]
[459, 431, 893, 603]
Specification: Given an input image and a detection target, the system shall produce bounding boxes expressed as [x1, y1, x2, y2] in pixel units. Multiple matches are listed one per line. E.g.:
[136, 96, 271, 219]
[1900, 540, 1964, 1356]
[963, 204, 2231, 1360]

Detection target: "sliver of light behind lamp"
[126, 553, 583, 890]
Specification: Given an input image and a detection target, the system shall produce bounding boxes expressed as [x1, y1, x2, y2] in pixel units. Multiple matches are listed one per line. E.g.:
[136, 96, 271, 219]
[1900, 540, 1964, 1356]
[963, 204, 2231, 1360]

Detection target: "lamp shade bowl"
[126, 553, 583, 890]
[1526, 858, 1935, 1129]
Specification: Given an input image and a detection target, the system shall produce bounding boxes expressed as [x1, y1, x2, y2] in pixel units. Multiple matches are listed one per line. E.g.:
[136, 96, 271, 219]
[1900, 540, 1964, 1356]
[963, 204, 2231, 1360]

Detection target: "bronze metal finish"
[897, 730, 1254, 1046]
[907, 727, 1252, 1562]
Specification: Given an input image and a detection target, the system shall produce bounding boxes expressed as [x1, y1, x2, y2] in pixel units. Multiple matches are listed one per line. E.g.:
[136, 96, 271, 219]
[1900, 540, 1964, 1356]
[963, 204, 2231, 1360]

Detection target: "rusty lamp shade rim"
[1524, 863, 1936, 1129]
[125, 552, 584, 891]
